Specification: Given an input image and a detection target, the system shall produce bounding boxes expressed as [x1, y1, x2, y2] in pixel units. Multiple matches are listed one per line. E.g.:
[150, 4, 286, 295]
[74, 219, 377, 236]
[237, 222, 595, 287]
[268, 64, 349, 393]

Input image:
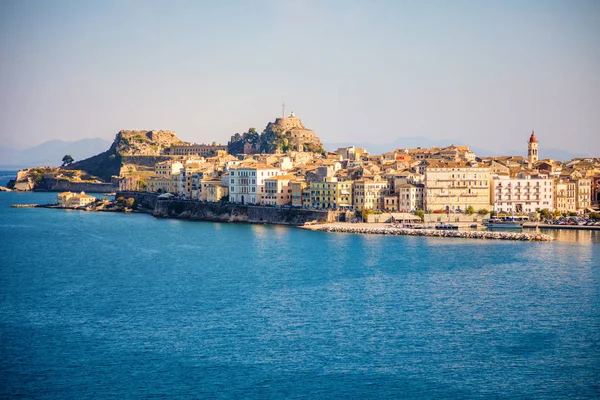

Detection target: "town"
[118, 113, 598, 222]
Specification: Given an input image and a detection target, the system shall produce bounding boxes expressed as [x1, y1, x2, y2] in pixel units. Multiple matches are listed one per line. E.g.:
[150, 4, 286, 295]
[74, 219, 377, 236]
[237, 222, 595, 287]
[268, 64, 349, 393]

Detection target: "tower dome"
[529, 130, 537, 143]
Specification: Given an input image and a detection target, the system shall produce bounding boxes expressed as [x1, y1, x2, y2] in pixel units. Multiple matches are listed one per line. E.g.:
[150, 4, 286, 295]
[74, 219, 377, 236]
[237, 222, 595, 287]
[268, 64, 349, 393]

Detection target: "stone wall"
[248, 206, 333, 225]
[116, 191, 159, 210]
[117, 191, 333, 225]
[44, 179, 117, 193]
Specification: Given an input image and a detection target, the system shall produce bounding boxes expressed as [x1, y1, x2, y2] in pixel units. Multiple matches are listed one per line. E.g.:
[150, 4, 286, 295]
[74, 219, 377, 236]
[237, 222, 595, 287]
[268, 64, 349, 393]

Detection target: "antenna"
[282, 101, 285, 118]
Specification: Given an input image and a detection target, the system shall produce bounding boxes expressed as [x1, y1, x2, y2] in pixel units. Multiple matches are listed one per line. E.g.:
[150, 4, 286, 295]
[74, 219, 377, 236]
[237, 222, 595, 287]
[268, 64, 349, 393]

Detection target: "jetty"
[304, 223, 554, 241]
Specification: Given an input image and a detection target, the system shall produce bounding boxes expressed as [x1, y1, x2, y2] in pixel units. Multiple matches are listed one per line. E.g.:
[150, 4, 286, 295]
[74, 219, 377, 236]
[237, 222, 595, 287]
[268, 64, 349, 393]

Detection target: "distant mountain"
[323, 137, 590, 161]
[0, 138, 112, 169]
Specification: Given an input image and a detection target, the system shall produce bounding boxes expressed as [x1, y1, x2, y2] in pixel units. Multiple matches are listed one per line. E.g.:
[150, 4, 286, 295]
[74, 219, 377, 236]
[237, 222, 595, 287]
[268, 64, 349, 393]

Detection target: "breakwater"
[312, 224, 554, 241]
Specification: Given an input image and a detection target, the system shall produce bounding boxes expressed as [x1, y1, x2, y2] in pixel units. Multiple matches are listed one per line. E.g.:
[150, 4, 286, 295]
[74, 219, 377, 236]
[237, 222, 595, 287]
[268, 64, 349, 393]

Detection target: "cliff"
[8, 167, 116, 192]
[67, 130, 185, 181]
[229, 114, 324, 155]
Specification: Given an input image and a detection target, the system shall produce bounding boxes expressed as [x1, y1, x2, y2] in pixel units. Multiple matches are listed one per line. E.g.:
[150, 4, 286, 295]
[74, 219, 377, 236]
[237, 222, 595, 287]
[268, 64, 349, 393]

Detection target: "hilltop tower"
[528, 130, 538, 166]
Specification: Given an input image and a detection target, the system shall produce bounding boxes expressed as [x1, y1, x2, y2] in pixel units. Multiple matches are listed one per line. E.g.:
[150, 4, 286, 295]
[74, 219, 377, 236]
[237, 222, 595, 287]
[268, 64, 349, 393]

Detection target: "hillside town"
[117, 113, 599, 220]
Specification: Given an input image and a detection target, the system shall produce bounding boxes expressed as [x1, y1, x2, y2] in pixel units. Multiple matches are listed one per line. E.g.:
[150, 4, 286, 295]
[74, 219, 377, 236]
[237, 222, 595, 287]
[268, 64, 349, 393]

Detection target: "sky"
[0, 0, 598, 155]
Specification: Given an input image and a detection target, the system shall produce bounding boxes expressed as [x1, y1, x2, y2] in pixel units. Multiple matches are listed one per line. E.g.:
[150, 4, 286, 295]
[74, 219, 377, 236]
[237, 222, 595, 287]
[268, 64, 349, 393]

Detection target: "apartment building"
[228, 165, 282, 204]
[424, 161, 491, 212]
[491, 173, 554, 214]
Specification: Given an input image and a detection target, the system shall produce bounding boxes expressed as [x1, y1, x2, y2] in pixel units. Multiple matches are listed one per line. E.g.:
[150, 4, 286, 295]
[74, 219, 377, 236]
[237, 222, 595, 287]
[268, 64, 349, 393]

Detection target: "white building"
[228, 164, 282, 204]
[491, 173, 554, 214]
[396, 183, 425, 212]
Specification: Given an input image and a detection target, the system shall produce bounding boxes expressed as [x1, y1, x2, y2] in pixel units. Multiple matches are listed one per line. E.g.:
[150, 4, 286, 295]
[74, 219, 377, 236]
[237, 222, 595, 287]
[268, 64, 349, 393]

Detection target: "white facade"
[397, 183, 424, 212]
[491, 174, 554, 214]
[228, 165, 282, 204]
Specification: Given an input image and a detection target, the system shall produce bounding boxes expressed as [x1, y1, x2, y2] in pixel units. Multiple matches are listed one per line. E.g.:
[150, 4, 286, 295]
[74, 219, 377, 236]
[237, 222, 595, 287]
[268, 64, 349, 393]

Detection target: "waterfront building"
[57, 191, 74, 206]
[576, 178, 592, 212]
[262, 175, 294, 206]
[309, 177, 354, 209]
[166, 143, 227, 157]
[352, 177, 390, 211]
[228, 165, 282, 204]
[57, 191, 96, 207]
[554, 177, 592, 214]
[396, 183, 425, 212]
[527, 131, 539, 166]
[491, 173, 554, 214]
[554, 180, 576, 214]
[201, 178, 228, 202]
[424, 161, 491, 212]
[291, 180, 307, 207]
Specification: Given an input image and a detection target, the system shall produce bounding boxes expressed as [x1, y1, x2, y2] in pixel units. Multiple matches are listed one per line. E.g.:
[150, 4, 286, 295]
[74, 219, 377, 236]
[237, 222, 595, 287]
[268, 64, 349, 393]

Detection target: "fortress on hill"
[228, 112, 324, 155]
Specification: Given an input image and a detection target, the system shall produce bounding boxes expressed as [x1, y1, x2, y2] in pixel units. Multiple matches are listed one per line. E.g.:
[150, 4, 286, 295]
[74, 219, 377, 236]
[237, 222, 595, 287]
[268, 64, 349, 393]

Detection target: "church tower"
[528, 130, 538, 166]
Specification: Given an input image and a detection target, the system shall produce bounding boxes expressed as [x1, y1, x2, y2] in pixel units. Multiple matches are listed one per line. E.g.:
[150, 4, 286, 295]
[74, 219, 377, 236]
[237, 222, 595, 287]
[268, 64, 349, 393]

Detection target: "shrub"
[477, 208, 489, 216]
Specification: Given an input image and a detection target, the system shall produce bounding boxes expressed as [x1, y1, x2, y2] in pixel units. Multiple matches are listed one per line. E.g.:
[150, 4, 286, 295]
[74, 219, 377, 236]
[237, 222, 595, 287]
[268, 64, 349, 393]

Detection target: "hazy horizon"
[1, 1, 598, 154]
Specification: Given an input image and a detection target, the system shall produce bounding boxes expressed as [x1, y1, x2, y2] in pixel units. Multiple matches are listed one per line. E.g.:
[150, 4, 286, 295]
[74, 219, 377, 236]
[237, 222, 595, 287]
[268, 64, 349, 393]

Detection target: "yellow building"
[555, 178, 591, 214]
[57, 191, 74, 207]
[352, 178, 390, 211]
[201, 178, 229, 202]
[57, 191, 96, 207]
[291, 180, 307, 207]
[262, 175, 295, 206]
[147, 175, 179, 194]
[309, 177, 353, 209]
[554, 180, 576, 214]
[424, 161, 491, 212]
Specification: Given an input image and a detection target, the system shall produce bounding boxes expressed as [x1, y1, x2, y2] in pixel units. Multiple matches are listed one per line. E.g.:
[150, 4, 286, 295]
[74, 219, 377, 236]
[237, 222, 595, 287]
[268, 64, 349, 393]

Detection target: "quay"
[523, 223, 600, 231]
[303, 223, 554, 241]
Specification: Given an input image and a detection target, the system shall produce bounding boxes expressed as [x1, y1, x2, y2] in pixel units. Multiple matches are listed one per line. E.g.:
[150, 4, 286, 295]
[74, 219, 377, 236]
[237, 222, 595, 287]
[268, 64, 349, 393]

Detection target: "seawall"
[116, 191, 333, 225]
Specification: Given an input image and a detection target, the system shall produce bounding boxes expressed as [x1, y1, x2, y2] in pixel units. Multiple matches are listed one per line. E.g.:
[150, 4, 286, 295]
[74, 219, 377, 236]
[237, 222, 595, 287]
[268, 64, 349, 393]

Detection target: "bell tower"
[528, 130, 538, 166]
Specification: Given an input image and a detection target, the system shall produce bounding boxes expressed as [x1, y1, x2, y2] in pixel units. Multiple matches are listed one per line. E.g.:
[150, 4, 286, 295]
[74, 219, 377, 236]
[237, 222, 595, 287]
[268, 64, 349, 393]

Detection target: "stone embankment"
[312, 224, 554, 241]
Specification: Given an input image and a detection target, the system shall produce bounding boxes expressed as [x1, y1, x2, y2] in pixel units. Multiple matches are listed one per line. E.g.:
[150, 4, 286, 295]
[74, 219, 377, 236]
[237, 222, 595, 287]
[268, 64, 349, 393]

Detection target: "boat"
[435, 222, 458, 230]
[482, 216, 528, 230]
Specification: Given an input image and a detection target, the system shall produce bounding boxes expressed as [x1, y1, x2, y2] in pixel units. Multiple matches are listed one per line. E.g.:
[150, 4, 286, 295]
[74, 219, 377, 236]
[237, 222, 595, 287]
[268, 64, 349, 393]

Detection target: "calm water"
[1, 173, 599, 399]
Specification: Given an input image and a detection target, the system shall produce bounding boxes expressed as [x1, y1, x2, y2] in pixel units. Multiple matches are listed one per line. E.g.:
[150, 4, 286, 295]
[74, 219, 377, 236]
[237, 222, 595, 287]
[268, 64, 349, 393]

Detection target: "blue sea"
[1, 171, 599, 399]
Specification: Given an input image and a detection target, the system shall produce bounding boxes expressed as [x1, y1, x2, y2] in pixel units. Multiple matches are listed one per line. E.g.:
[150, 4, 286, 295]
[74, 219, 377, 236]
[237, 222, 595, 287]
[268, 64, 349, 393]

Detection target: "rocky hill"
[66, 130, 185, 181]
[229, 113, 324, 155]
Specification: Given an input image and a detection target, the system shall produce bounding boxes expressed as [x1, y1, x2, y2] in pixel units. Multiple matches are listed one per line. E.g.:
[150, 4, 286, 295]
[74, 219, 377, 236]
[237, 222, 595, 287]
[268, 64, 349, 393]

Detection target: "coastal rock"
[0, 186, 13, 192]
[315, 224, 554, 242]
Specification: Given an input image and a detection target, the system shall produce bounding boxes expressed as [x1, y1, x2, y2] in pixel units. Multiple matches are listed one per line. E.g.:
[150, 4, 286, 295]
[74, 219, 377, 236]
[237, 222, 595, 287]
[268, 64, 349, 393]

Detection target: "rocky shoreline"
[307, 223, 554, 241]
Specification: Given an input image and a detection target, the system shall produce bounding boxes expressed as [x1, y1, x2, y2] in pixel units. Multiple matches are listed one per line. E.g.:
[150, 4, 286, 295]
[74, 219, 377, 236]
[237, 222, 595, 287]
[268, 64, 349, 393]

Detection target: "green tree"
[415, 209, 425, 221]
[553, 209, 562, 218]
[465, 205, 475, 215]
[539, 208, 551, 219]
[477, 208, 489, 216]
[61, 154, 74, 166]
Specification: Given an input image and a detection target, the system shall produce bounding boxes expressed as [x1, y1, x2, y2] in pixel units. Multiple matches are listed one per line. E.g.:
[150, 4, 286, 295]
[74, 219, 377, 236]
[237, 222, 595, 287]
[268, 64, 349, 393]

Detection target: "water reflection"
[523, 228, 600, 244]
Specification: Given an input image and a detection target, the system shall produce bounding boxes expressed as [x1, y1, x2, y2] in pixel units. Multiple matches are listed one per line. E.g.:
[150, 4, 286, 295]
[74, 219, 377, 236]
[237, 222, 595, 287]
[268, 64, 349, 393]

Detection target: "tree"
[539, 208, 551, 220]
[553, 209, 562, 218]
[125, 198, 135, 208]
[465, 205, 475, 215]
[61, 154, 74, 166]
[477, 208, 489, 216]
[415, 209, 425, 221]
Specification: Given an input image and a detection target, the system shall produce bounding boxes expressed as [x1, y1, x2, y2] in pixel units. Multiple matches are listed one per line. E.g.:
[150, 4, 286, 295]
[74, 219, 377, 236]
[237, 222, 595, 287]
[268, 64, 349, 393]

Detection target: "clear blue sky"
[0, 0, 598, 154]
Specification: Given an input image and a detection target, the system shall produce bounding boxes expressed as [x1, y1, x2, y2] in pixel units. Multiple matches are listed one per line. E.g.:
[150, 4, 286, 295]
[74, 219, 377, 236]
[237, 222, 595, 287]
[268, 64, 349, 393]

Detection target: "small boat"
[482, 216, 528, 230]
[435, 222, 458, 230]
